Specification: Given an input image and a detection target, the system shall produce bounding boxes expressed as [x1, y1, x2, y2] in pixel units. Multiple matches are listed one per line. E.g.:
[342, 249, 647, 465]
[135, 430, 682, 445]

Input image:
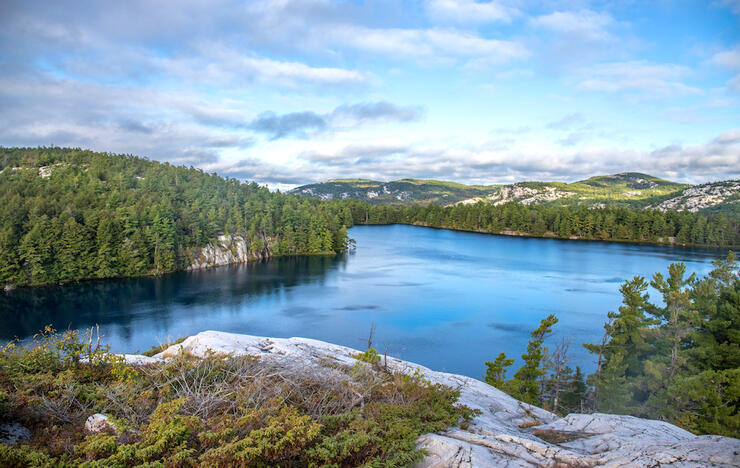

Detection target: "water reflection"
[0, 225, 726, 378]
[0, 255, 345, 341]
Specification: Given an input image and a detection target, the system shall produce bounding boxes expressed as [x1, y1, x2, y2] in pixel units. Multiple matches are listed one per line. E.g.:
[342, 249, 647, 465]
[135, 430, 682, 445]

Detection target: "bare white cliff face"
[125, 331, 740, 468]
[187, 235, 272, 270]
[650, 182, 740, 212]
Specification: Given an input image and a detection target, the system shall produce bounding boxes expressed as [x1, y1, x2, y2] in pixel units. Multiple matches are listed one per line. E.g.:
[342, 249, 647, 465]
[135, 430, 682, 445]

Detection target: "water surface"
[0, 225, 725, 378]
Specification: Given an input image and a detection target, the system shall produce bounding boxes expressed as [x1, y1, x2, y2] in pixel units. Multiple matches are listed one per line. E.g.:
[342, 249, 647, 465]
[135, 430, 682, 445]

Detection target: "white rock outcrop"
[650, 181, 740, 212]
[85, 413, 116, 434]
[187, 235, 272, 270]
[460, 184, 575, 207]
[125, 330, 739, 467]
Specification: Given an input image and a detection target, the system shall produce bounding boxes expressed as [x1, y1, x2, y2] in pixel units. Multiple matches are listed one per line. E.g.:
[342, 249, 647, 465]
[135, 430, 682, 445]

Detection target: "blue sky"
[1, 0, 739, 188]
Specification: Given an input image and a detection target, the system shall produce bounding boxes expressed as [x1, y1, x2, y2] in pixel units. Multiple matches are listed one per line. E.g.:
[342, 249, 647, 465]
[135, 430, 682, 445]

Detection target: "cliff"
[186, 234, 274, 270]
[126, 331, 740, 468]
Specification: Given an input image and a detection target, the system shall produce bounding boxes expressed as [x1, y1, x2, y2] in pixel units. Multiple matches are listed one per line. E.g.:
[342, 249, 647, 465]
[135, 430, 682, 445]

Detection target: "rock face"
[460, 184, 575, 206]
[187, 235, 273, 270]
[127, 331, 739, 467]
[650, 181, 740, 212]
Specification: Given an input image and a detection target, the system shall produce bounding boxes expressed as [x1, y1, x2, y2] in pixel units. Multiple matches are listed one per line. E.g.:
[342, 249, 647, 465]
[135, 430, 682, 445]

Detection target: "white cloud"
[426, 0, 517, 24]
[331, 26, 529, 64]
[221, 129, 740, 187]
[710, 47, 740, 69]
[157, 43, 372, 88]
[709, 46, 740, 92]
[529, 10, 614, 42]
[577, 61, 702, 96]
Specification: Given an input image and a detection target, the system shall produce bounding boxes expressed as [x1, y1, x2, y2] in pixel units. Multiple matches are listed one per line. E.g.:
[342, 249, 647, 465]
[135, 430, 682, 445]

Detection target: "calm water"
[0, 225, 726, 378]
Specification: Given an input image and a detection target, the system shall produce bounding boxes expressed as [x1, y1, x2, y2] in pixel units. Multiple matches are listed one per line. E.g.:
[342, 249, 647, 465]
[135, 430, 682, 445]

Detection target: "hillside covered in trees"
[1, 147, 738, 290]
[0, 147, 352, 288]
[344, 200, 740, 248]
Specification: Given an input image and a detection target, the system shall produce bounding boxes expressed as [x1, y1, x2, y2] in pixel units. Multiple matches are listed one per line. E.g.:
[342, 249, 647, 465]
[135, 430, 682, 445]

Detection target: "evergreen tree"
[596, 277, 653, 413]
[510, 314, 558, 406]
[484, 352, 514, 390]
[649, 263, 696, 386]
[559, 366, 587, 414]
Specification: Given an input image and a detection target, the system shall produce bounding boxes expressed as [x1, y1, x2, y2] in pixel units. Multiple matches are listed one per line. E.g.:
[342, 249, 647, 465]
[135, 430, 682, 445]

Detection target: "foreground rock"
[127, 331, 739, 467]
[84, 413, 117, 434]
[0, 422, 30, 445]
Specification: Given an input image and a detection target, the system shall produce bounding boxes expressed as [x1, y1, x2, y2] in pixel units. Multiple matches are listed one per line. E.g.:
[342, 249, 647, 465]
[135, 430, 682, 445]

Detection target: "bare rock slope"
[649, 181, 740, 213]
[130, 331, 740, 467]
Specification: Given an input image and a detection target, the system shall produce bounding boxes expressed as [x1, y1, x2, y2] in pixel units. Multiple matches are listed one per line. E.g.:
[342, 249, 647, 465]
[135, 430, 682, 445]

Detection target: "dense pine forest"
[344, 199, 740, 248]
[1, 147, 738, 289]
[485, 254, 740, 438]
[0, 147, 352, 287]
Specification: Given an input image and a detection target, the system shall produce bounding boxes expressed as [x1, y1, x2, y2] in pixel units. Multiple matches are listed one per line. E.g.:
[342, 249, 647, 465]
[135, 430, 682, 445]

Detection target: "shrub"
[0, 329, 476, 467]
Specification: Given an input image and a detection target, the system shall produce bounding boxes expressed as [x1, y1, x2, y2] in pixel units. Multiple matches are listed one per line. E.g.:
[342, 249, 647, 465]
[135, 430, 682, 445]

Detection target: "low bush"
[0, 329, 476, 467]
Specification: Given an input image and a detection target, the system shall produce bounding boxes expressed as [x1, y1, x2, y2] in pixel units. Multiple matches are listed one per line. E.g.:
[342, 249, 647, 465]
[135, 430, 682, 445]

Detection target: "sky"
[1, 0, 739, 189]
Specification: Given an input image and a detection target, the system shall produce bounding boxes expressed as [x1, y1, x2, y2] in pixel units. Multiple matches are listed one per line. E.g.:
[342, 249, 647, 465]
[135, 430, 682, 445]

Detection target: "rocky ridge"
[649, 181, 740, 213]
[125, 331, 740, 467]
[460, 184, 576, 206]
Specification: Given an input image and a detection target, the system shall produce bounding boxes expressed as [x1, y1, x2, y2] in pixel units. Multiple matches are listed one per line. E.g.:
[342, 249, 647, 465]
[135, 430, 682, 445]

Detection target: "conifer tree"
[511, 314, 558, 406]
[484, 352, 514, 390]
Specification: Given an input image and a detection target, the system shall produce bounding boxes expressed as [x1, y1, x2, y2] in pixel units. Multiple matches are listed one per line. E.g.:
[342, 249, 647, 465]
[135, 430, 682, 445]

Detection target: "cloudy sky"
[1, 0, 739, 188]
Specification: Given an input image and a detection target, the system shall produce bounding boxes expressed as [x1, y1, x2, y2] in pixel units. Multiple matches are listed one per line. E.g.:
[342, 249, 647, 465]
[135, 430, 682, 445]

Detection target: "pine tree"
[57, 217, 91, 281]
[484, 352, 514, 389]
[510, 314, 558, 406]
[649, 263, 696, 385]
[597, 276, 653, 413]
[559, 366, 587, 414]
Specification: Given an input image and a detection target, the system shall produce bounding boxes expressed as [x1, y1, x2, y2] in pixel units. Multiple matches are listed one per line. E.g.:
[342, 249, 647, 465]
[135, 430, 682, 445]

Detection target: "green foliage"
[662, 369, 740, 436]
[293, 172, 699, 209]
[0, 328, 476, 466]
[486, 254, 739, 435]
[354, 348, 381, 364]
[557, 366, 587, 414]
[342, 199, 739, 248]
[0, 147, 354, 287]
[510, 314, 558, 406]
[484, 352, 514, 389]
[581, 253, 740, 437]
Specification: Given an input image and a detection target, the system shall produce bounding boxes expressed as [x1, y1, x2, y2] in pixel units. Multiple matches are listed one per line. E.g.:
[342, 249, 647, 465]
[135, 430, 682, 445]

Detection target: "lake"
[0, 225, 726, 378]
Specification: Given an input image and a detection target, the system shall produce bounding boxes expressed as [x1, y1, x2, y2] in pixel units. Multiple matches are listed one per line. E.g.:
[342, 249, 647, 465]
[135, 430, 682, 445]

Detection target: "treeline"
[486, 253, 739, 437]
[342, 200, 740, 248]
[2, 147, 738, 288]
[0, 147, 353, 287]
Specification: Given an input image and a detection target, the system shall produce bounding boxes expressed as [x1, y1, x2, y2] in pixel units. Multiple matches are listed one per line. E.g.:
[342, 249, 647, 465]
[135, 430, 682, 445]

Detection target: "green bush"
[0, 329, 476, 467]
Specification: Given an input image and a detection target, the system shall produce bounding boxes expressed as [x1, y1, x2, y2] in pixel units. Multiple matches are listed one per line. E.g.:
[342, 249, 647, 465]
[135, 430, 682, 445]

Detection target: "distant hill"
[292, 173, 740, 215]
[290, 178, 500, 205]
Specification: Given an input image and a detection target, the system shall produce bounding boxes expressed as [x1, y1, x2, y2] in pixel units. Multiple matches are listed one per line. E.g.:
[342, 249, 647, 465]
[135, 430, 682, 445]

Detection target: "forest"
[342, 199, 740, 248]
[485, 253, 739, 438]
[0, 147, 353, 287]
[1, 147, 739, 290]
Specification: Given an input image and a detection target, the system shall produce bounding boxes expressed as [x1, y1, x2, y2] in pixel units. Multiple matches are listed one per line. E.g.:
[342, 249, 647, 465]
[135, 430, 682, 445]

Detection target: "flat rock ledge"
[126, 331, 740, 467]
